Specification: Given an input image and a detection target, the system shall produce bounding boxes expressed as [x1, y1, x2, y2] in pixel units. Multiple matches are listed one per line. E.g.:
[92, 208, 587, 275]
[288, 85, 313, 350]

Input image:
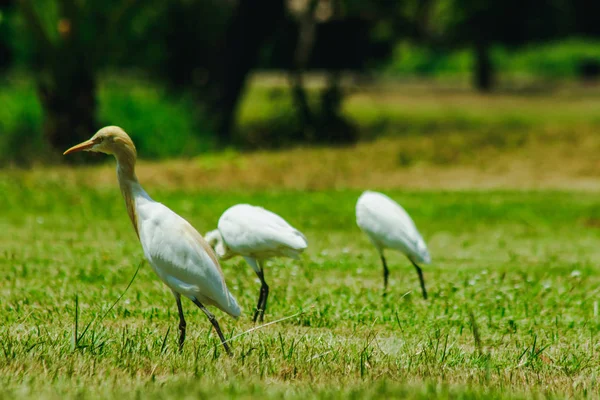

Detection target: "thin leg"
[253, 273, 264, 322]
[174, 292, 186, 351]
[381, 254, 389, 292]
[253, 264, 269, 323]
[258, 268, 269, 323]
[192, 299, 232, 356]
[411, 260, 428, 300]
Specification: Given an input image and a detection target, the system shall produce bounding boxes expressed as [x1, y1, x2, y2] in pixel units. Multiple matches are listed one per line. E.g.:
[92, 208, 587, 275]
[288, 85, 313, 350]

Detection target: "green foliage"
[0, 181, 599, 398]
[0, 75, 213, 165]
[386, 38, 600, 79]
[506, 38, 600, 78]
[98, 76, 214, 159]
[386, 42, 472, 76]
[0, 76, 46, 163]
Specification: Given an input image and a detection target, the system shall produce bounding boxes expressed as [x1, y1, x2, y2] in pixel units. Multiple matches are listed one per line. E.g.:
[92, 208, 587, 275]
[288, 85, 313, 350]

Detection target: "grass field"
[2, 75, 600, 398]
[1, 167, 600, 398]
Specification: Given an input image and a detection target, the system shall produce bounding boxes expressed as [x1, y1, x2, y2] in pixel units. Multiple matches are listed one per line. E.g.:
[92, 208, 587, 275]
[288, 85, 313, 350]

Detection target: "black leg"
[253, 265, 269, 323]
[258, 271, 269, 323]
[253, 274, 264, 323]
[174, 293, 186, 351]
[411, 260, 428, 300]
[381, 254, 389, 292]
[192, 299, 232, 356]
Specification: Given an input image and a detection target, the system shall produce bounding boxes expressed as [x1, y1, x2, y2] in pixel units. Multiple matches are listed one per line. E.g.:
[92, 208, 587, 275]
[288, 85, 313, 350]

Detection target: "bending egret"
[205, 204, 307, 322]
[64, 126, 240, 354]
[356, 190, 431, 299]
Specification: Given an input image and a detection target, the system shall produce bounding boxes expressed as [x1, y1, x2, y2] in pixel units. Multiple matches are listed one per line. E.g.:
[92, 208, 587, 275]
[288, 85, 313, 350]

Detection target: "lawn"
[1, 168, 599, 398]
[2, 73, 600, 398]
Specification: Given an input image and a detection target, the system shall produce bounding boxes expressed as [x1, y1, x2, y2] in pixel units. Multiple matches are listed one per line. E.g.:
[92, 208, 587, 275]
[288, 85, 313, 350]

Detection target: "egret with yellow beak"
[64, 126, 240, 354]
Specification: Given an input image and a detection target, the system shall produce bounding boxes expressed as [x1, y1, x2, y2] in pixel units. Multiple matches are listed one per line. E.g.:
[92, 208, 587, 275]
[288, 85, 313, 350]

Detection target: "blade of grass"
[468, 310, 482, 355]
[77, 260, 143, 344]
[223, 306, 314, 345]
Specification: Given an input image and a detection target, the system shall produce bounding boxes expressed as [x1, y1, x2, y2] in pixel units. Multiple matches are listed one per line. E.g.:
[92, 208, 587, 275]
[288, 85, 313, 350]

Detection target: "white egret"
[205, 204, 307, 322]
[356, 190, 431, 299]
[64, 126, 240, 354]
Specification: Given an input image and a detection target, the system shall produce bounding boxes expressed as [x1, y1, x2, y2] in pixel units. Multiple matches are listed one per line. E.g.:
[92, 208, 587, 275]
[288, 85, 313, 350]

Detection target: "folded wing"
[140, 203, 241, 317]
[218, 204, 308, 259]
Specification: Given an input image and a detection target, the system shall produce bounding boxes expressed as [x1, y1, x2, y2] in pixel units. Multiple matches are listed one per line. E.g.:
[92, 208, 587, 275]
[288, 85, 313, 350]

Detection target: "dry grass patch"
[3, 123, 600, 191]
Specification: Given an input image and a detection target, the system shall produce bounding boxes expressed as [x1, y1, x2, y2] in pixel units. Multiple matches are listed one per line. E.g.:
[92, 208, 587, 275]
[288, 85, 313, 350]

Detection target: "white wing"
[356, 191, 430, 264]
[217, 204, 308, 260]
[137, 201, 241, 317]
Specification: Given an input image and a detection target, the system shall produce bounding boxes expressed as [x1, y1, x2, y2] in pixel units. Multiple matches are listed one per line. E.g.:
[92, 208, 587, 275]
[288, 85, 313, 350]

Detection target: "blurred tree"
[160, 0, 229, 89]
[156, 0, 286, 146]
[305, 0, 363, 144]
[286, 0, 318, 140]
[17, 0, 138, 159]
[279, 0, 427, 145]
[208, 0, 286, 144]
[430, 0, 570, 91]
[571, 0, 600, 36]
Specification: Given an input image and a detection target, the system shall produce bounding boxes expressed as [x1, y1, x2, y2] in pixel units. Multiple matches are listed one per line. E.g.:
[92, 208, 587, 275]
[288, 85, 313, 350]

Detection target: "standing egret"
[356, 190, 431, 299]
[64, 126, 240, 354]
[205, 204, 307, 322]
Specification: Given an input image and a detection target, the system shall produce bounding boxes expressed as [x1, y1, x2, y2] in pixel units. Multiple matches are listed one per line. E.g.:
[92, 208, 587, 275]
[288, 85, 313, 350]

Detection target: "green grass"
[239, 73, 600, 144]
[1, 174, 599, 398]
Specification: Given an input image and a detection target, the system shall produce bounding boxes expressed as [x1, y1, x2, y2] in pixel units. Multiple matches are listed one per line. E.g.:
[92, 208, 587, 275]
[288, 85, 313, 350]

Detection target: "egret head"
[204, 229, 230, 259]
[63, 126, 137, 159]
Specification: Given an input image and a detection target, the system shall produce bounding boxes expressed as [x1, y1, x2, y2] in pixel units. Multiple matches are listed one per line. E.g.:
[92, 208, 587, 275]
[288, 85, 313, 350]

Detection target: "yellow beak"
[63, 139, 95, 155]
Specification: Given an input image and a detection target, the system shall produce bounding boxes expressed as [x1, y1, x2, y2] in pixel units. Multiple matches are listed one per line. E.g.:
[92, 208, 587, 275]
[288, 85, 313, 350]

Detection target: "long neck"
[115, 149, 141, 239]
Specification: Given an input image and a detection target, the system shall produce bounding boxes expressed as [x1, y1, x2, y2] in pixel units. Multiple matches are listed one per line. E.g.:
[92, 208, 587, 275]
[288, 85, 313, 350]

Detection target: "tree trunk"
[209, 0, 286, 145]
[288, 0, 318, 139]
[474, 39, 494, 92]
[19, 0, 98, 160]
[318, 70, 356, 144]
[18, 0, 141, 161]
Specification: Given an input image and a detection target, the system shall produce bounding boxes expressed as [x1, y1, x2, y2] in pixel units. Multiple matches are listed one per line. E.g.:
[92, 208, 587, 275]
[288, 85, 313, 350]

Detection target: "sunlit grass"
[239, 73, 600, 133]
[2, 72, 600, 398]
[4, 72, 600, 165]
[1, 176, 599, 398]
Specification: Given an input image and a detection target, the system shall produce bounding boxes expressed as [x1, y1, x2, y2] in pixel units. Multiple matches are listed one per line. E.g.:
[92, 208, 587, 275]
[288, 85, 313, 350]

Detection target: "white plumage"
[136, 197, 240, 317]
[356, 190, 431, 299]
[64, 126, 239, 354]
[205, 204, 307, 322]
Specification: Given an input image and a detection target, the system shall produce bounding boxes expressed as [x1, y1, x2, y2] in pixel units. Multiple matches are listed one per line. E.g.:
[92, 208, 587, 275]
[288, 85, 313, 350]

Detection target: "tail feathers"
[225, 291, 242, 318]
[420, 250, 431, 264]
[414, 240, 431, 264]
[288, 230, 308, 250]
[279, 230, 307, 259]
[276, 229, 308, 255]
[211, 290, 241, 318]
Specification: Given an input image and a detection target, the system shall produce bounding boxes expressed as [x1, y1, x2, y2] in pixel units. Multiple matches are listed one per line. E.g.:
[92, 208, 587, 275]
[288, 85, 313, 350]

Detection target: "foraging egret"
[64, 126, 240, 354]
[356, 190, 431, 299]
[205, 204, 307, 322]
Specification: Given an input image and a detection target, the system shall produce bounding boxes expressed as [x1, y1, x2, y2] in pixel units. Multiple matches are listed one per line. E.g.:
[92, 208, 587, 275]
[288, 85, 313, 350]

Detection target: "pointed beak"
[63, 139, 96, 155]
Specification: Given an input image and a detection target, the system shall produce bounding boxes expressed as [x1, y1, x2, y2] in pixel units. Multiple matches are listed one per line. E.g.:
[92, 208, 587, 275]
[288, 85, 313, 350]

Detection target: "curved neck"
[115, 146, 137, 180]
[115, 150, 140, 238]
